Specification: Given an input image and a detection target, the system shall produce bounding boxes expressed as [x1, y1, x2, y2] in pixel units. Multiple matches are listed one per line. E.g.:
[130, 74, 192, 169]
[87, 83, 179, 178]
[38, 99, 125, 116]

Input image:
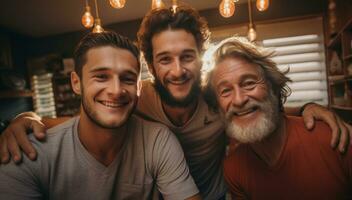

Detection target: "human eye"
[219, 87, 232, 97]
[158, 56, 172, 65]
[241, 79, 257, 90]
[93, 74, 108, 82]
[181, 54, 195, 62]
[121, 74, 137, 85]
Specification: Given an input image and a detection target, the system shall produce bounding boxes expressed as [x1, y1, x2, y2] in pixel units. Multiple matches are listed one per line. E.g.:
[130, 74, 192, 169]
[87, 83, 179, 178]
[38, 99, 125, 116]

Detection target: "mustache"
[225, 100, 261, 120]
[166, 73, 190, 82]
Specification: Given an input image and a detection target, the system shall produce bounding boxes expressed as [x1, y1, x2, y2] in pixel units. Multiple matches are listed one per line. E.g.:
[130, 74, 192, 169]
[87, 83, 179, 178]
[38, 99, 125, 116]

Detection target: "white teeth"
[169, 79, 189, 85]
[99, 101, 126, 108]
[235, 108, 255, 116]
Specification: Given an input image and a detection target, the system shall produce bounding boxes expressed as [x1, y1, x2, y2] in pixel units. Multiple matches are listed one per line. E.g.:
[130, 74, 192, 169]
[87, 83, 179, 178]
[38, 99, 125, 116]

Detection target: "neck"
[161, 99, 198, 127]
[78, 110, 128, 166]
[250, 114, 287, 167]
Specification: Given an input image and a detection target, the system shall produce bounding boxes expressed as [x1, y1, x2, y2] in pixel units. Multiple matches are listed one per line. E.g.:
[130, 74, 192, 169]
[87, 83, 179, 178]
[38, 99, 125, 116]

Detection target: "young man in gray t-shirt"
[0, 32, 200, 200]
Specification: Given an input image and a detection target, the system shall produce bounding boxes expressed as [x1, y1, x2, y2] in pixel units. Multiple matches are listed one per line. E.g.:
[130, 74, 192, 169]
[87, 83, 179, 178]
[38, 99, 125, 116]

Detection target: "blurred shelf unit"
[0, 90, 33, 98]
[326, 17, 352, 123]
[31, 73, 56, 118]
[52, 74, 80, 117]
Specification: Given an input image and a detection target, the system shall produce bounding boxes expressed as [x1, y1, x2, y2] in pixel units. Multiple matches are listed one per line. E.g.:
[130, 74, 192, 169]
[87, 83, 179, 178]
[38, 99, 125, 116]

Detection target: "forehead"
[151, 29, 198, 55]
[213, 56, 262, 85]
[84, 46, 139, 73]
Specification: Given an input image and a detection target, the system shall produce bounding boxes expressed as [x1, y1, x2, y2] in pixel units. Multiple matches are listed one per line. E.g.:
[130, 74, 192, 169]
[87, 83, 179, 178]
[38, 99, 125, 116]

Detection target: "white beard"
[224, 89, 280, 144]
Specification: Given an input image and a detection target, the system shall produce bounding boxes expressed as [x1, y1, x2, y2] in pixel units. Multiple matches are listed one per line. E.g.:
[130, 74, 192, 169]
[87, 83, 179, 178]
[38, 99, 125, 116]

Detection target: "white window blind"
[262, 34, 328, 107]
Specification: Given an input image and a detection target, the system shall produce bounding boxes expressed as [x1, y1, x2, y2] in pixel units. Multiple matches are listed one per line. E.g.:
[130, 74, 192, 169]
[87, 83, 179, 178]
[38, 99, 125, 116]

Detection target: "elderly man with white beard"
[204, 37, 352, 199]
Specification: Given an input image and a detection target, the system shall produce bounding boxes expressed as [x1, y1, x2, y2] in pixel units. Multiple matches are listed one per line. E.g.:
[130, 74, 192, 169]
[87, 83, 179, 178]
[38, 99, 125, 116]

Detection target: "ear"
[71, 71, 81, 95]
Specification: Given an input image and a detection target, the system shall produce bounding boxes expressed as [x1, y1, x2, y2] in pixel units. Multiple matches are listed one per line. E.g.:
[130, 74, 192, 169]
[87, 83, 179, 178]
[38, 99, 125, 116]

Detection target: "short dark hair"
[74, 31, 140, 77]
[137, 5, 210, 69]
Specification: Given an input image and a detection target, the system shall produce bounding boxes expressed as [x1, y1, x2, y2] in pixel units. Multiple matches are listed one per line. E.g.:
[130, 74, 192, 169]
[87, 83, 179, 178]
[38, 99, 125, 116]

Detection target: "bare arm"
[0, 112, 71, 164]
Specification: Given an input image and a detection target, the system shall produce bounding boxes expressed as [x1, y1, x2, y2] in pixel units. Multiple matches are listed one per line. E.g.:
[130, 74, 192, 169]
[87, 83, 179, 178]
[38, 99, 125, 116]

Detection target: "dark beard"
[153, 77, 201, 108]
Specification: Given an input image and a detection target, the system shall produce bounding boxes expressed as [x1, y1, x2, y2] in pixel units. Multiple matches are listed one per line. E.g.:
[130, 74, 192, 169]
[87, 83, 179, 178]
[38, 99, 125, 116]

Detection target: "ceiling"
[0, 0, 238, 37]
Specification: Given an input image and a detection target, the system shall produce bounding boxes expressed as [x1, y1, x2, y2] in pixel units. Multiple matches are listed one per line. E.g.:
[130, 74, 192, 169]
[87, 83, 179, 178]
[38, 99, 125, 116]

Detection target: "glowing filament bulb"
[82, 6, 94, 28]
[93, 19, 104, 33]
[247, 27, 257, 41]
[151, 0, 164, 9]
[171, 0, 178, 14]
[109, 0, 126, 9]
[256, 0, 269, 11]
[219, 0, 235, 18]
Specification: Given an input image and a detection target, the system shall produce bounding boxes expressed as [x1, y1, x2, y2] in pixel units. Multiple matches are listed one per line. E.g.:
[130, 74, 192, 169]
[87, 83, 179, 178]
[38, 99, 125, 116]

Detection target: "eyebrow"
[155, 48, 197, 59]
[215, 73, 260, 88]
[89, 67, 138, 76]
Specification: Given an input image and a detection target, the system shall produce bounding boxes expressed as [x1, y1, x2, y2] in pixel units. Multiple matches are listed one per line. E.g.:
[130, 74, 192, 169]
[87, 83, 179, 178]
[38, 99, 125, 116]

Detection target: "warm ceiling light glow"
[219, 0, 235, 18]
[247, 26, 257, 41]
[81, 6, 94, 28]
[151, 0, 165, 9]
[93, 19, 104, 33]
[109, 0, 126, 9]
[171, 0, 178, 14]
[256, 0, 269, 11]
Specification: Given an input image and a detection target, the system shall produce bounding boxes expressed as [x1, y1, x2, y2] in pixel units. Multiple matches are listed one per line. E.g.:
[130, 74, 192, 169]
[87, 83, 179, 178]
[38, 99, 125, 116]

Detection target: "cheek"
[218, 96, 231, 113]
[125, 85, 138, 98]
[251, 85, 269, 100]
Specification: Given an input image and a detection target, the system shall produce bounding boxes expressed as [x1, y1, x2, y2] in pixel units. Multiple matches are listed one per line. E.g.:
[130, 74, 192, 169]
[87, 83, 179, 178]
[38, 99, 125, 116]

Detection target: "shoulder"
[28, 117, 78, 158]
[286, 115, 331, 144]
[130, 115, 175, 143]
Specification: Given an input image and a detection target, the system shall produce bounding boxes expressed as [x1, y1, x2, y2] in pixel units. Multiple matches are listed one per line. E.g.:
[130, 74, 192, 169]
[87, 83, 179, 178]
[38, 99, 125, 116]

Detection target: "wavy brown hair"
[203, 37, 291, 111]
[137, 5, 210, 72]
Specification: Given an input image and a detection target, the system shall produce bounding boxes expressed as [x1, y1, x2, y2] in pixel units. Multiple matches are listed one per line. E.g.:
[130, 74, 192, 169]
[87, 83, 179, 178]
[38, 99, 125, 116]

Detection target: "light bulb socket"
[85, 5, 91, 12]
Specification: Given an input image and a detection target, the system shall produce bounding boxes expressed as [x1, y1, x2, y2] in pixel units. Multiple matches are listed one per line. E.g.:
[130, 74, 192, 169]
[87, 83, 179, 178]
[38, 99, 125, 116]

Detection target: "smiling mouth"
[233, 106, 258, 116]
[97, 100, 129, 108]
[168, 78, 190, 85]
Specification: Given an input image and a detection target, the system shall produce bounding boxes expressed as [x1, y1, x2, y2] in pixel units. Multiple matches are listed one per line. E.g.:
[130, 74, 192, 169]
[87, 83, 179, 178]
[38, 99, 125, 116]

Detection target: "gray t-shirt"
[0, 115, 198, 200]
[136, 80, 227, 200]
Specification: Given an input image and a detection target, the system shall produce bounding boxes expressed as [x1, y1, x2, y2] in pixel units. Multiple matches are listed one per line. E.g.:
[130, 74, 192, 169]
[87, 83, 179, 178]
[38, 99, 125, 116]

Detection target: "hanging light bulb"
[256, 0, 269, 11]
[219, 0, 235, 18]
[109, 0, 126, 9]
[151, 0, 165, 10]
[82, 5, 94, 28]
[247, 25, 257, 41]
[92, 0, 104, 33]
[81, 0, 94, 29]
[93, 19, 104, 33]
[171, 0, 178, 14]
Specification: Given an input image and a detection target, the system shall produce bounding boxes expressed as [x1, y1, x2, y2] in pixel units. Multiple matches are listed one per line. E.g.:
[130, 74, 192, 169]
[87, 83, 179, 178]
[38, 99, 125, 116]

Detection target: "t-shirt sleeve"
[151, 128, 199, 200]
[0, 157, 44, 199]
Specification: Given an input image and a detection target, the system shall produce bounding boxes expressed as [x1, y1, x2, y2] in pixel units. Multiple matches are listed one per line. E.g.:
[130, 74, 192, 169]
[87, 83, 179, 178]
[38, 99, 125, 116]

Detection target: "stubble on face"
[153, 75, 201, 108]
[224, 88, 280, 143]
[80, 85, 136, 129]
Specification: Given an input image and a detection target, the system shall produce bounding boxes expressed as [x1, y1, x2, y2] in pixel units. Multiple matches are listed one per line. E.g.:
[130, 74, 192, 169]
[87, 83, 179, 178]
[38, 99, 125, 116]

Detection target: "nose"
[231, 86, 249, 108]
[107, 77, 125, 97]
[170, 59, 185, 78]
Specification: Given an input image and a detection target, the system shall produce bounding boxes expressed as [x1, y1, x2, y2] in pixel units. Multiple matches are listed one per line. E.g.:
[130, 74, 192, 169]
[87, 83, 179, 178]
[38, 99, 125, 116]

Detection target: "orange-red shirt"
[224, 116, 352, 199]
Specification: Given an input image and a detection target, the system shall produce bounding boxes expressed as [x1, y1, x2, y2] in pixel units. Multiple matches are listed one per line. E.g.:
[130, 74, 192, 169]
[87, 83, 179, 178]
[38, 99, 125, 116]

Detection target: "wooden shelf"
[0, 90, 33, 98]
[328, 34, 342, 49]
[344, 54, 352, 60]
[331, 104, 352, 111]
[328, 75, 345, 83]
